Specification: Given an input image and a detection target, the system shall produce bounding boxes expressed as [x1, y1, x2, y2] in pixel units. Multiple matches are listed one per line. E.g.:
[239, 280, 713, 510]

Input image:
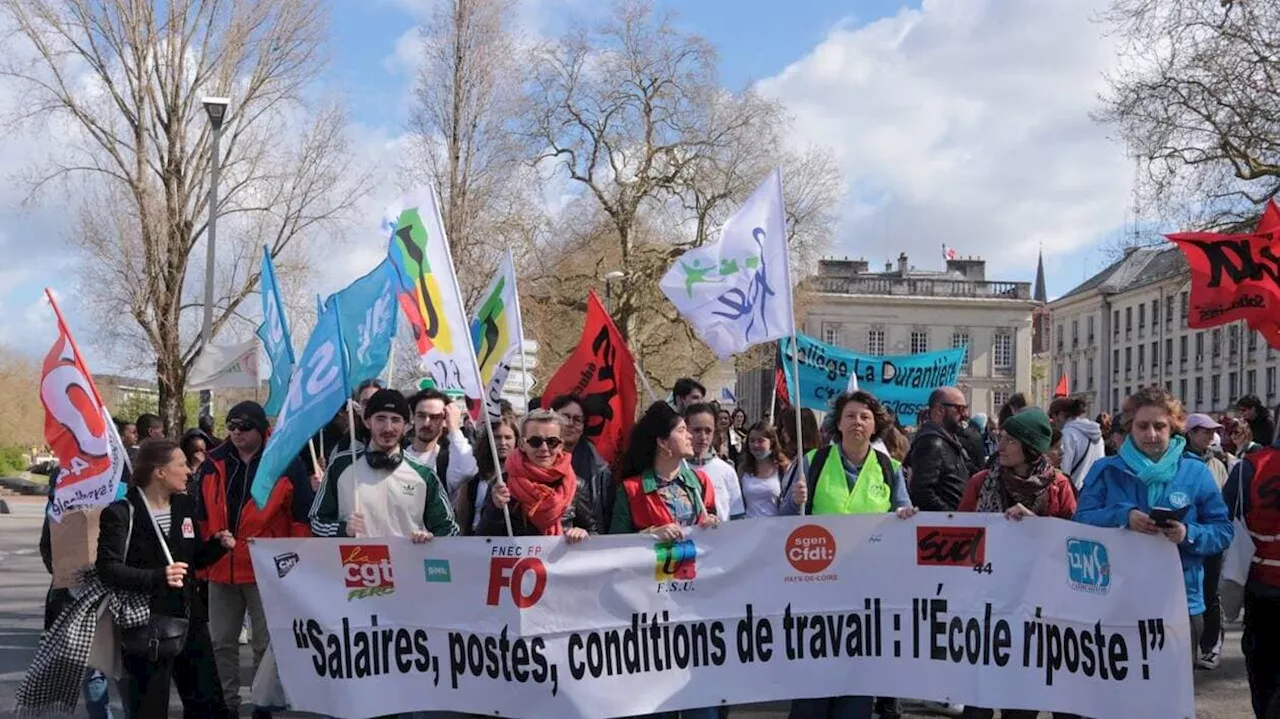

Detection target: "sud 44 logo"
[341, 545, 394, 600]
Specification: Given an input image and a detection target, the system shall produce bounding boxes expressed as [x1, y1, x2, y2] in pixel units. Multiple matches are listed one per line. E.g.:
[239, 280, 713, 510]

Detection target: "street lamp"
[603, 271, 625, 313]
[200, 96, 229, 425]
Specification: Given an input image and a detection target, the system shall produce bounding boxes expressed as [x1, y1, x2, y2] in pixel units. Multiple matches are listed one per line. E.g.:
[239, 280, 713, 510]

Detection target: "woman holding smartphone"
[1075, 386, 1233, 656]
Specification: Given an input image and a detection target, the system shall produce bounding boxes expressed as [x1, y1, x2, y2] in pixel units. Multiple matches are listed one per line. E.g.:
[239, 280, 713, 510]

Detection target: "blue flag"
[256, 247, 296, 417]
[250, 301, 350, 507]
[324, 259, 399, 387]
[780, 332, 966, 426]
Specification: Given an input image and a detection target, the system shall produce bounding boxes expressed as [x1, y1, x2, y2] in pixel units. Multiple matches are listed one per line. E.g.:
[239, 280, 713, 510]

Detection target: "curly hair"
[620, 402, 685, 479]
[1120, 386, 1186, 435]
[831, 390, 892, 441]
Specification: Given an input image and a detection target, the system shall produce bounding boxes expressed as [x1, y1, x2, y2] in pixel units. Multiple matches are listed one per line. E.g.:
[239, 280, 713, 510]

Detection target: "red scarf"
[503, 449, 578, 535]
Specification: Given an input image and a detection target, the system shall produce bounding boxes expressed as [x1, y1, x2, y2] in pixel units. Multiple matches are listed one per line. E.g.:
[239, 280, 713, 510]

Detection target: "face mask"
[751, 448, 772, 460]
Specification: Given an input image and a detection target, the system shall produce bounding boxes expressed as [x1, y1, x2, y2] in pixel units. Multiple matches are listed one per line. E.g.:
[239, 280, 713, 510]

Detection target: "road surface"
[0, 496, 1255, 718]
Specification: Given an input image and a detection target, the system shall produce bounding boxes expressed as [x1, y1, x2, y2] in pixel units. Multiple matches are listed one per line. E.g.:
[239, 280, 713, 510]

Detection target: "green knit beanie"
[1002, 407, 1053, 456]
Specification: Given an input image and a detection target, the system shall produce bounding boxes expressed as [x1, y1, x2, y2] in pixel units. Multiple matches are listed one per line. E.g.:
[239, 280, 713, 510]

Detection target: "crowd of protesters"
[27, 374, 1280, 719]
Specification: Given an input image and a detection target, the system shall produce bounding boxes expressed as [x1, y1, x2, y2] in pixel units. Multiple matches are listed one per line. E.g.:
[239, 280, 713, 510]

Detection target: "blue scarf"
[1118, 435, 1185, 507]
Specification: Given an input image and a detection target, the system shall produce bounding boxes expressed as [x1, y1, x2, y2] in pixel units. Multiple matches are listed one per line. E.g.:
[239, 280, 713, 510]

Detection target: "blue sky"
[0, 0, 1133, 368]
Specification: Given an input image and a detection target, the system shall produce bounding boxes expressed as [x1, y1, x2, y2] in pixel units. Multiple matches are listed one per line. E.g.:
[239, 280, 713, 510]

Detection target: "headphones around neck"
[365, 450, 403, 471]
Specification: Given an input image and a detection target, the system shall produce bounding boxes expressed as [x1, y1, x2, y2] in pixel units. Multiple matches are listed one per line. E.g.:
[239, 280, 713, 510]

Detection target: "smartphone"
[1150, 506, 1189, 528]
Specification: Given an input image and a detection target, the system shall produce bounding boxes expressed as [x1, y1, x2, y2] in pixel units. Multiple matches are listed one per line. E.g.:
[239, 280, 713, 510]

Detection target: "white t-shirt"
[740, 471, 782, 518]
[689, 456, 742, 521]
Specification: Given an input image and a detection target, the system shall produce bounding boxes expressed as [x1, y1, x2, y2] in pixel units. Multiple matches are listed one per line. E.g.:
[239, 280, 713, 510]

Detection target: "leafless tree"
[1, 0, 372, 434]
[408, 0, 540, 306]
[1097, 0, 1280, 232]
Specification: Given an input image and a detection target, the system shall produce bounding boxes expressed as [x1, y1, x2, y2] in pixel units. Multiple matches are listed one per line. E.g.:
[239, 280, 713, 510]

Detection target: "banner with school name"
[250, 515, 1193, 719]
[781, 333, 965, 424]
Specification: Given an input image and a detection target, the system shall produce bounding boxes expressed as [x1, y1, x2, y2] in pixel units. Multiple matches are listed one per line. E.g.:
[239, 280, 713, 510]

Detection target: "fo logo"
[1066, 538, 1111, 595]
[786, 525, 836, 574]
[486, 555, 547, 608]
[340, 545, 394, 601]
[655, 539, 697, 582]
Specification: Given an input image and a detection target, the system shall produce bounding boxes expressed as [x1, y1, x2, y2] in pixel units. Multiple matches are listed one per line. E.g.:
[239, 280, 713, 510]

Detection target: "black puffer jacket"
[904, 422, 971, 512]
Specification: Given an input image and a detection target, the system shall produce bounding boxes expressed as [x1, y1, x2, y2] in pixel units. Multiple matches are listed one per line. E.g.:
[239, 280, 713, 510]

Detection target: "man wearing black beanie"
[311, 389, 458, 541]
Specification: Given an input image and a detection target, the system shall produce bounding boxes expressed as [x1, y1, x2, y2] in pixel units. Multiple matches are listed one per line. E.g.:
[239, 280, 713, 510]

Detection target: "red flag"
[39, 290, 128, 519]
[774, 345, 791, 410]
[1165, 230, 1280, 329]
[1053, 374, 1069, 398]
[542, 291, 637, 465]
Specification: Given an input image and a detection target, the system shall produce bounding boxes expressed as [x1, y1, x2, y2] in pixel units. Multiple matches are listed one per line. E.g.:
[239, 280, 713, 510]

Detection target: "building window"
[1195, 377, 1204, 405]
[1230, 371, 1239, 401]
[993, 333, 1012, 369]
[1212, 329, 1222, 357]
[1166, 380, 1173, 393]
[1138, 303, 1146, 333]
[1212, 374, 1221, 406]
[1268, 367, 1277, 399]
[1087, 315, 1095, 344]
[1230, 326, 1240, 356]
[1113, 310, 1120, 339]
[1125, 347, 1132, 372]
[1087, 358, 1095, 389]
[1180, 335, 1188, 366]
[1196, 332, 1205, 366]
[1057, 324, 1064, 352]
[1151, 341, 1158, 369]
[910, 330, 929, 355]
[1112, 388, 1120, 412]
[1180, 378, 1188, 401]
[1180, 291, 1188, 320]
[1165, 296, 1173, 325]
[867, 329, 885, 356]
[952, 331, 969, 369]
[823, 325, 839, 345]
[1152, 299, 1159, 326]
[1138, 344, 1145, 372]
[1072, 320, 1079, 349]
[1165, 338, 1173, 368]
[1125, 306, 1133, 334]
[1125, 385, 1132, 398]
[992, 390, 1009, 410]
[1248, 369, 1257, 395]
[1112, 349, 1119, 376]
[1249, 331, 1259, 353]
[1071, 360, 1079, 392]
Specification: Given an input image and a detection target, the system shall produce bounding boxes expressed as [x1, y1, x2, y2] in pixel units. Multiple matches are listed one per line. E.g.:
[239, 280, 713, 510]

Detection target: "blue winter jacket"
[1074, 453, 1233, 615]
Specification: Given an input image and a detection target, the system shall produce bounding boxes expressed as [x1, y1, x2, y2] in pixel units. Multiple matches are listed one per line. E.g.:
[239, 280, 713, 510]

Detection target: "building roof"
[1054, 245, 1186, 303]
[1034, 250, 1047, 303]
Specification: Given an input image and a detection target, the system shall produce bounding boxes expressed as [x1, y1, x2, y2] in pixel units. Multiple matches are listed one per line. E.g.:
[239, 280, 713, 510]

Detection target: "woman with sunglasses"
[478, 410, 596, 539]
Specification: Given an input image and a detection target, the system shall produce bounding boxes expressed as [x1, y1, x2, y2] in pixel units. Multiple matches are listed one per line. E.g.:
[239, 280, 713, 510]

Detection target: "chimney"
[897, 252, 909, 277]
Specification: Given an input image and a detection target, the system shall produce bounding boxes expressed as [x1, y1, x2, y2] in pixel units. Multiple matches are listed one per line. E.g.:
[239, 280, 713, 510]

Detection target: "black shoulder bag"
[119, 496, 190, 662]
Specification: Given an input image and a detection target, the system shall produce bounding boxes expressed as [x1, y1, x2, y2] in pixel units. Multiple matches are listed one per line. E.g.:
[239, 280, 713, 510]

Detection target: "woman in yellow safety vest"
[779, 390, 919, 719]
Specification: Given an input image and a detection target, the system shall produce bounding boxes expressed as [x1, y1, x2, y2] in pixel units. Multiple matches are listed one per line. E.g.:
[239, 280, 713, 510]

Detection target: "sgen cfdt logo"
[486, 544, 547, 608]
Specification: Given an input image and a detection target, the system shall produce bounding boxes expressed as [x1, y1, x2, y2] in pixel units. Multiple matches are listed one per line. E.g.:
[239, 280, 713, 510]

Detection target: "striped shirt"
[154, 509, 172, 536]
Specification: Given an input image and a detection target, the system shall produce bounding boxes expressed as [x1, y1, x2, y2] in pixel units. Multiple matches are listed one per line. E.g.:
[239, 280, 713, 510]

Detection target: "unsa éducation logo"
[341, 545, 395, 600]
[1066, 538, 1111, 595]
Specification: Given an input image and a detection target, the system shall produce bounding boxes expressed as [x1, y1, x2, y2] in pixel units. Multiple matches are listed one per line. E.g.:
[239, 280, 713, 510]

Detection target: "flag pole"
[434, 188, 513, 537]
[770, 173, 807, 517]
[505, 249, 532, 412]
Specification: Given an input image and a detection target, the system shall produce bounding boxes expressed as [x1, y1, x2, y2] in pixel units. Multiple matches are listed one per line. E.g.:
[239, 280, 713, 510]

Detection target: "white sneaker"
[239, 626, 250, 645]
[1197, 648, 1221, 670]
[913, 700, 964, 716]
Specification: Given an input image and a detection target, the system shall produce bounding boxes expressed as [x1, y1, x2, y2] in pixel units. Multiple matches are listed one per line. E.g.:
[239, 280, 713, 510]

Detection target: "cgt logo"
[786, 525, 836, 574]
[341, 545, 394, 601]
[273, 552, 299, 579]
[916, 526, 986, 568]
[655, 539, 697, 593]
[1066, 538, 1111, 595]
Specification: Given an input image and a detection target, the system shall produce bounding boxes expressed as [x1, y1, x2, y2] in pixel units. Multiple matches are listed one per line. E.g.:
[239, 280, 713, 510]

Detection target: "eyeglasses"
[941, 402, 969, 413]
[559, 413, 584, 426]
[525, 436, 563, 449]
[226, 421, 255, 433]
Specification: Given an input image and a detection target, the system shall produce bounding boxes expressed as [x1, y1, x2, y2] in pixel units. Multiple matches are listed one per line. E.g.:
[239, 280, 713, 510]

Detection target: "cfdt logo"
[1066, 538, 1111, 595]
[340, 545, 395, 601]
[654, 539, 697, 593]
[916, 526, 986, 568]
[486, 545, 547, 608]
[785, 525, 837, 581]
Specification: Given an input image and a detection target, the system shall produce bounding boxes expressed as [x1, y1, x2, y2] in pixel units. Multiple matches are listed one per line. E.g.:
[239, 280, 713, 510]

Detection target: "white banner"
[188, 339, 260, 391]
[250, 514, 1195, 719]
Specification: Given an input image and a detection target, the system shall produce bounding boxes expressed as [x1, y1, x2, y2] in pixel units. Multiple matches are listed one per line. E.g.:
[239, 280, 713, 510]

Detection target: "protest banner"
[541, 291, 637, 464]
[780, 333, 965, 424]
[251, 514, 1194, 719]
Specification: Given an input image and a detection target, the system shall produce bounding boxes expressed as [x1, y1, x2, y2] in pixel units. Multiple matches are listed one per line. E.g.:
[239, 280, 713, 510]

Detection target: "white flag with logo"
[470, 250, 524, 419]
[188, 340, 260, 391]
[659, 169, 794, 359]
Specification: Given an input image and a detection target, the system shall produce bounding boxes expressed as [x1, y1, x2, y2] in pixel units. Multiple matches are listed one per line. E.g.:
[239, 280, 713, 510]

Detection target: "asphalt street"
[0, 496, 1256, 718]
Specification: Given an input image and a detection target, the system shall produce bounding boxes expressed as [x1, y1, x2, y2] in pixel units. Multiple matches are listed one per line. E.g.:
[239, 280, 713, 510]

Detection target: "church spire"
[1034, 248, 1047, 303]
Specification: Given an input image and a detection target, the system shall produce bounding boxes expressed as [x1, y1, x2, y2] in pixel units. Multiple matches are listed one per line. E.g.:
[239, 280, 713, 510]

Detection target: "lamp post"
[200, 96, 229, 426]
[603, 270, 625, 313]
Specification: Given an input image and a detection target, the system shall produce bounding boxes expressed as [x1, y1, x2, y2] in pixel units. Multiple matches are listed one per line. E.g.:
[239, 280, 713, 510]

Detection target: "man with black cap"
[196, 400, 312, 718]
[311, 389, 459, 541]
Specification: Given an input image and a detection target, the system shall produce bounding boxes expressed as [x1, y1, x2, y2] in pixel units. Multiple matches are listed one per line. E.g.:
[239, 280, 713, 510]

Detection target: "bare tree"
[0, 347, 42, 447]
[1097, 0, 1280, 231]
[1, 0, 371, 434]
[409, 0, 538, 305]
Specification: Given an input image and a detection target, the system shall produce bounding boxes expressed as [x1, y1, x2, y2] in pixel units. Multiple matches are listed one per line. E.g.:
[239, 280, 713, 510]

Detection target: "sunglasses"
[941, 402, 969, 412]
[226, 420, 257, 433]
[525, 436, 563, 449]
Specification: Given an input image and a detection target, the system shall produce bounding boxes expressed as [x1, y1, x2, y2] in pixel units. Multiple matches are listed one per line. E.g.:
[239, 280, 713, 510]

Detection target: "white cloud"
[758, 0, 1131, 276]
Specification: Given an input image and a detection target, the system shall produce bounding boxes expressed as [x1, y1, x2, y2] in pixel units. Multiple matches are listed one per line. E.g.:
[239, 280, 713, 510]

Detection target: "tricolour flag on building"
[659, 169, 794, 359]
[39, 290, 128, 521]
[470, 250, 524, 420]
[257, 247, 295, 417]
[386, 190, 483, 400]
[324, 258, 399, 389]
[251, 300, 351, 507]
